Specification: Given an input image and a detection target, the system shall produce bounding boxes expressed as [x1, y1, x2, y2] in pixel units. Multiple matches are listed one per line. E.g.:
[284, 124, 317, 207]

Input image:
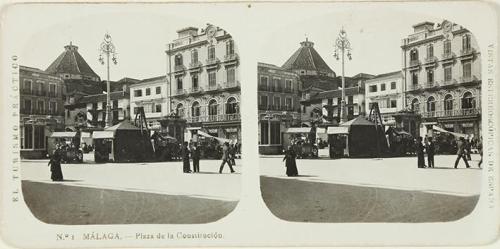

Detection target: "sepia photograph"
[17, 12, 241, 224]
[258, 13, 483, 223]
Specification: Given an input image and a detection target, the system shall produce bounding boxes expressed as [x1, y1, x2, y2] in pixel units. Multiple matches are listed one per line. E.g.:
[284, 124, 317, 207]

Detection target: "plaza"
[21, 155, 241, 224]
[260, 154, 482, 222]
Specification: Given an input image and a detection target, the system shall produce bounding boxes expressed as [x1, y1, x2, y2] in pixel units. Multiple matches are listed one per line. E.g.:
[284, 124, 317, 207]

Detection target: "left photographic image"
[18, 11, 241, 224]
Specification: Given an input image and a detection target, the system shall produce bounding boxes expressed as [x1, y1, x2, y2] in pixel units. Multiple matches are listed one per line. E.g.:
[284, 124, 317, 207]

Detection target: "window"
[34, 125, 45, 149]
[176, 103, 185, 117]
[260, 76, 268, 87]
[227, 67, 235, 84]
[176, 77, 183, 90]
[49, 84, 56, 97]
[348, 106, 354, 116]
[410, 49, 418, 61]
[270, 122, 281, 145]
[273, 96, 281, 108]
[259, 95, 268, 107]
[208, 45, 215, 60]
[37, 100, 44, 113]
[444, 66, 452, 81]
[369, 85, 377, 92]
[134, 89, 142, 97]
[348, 96, 353, 104]
[226, 40, 234, 56]
[191, 101, 200, 117]
[23, 125, 33, 149]
[208, 100, 218, 116]
[23, 80, 32, 94]
[390, 100, 397, 108]
[411, 98, 420, 112]
[192, 74, 199, 89]
[463, 62, 472, 78]
[113, 100, 118, 108]
[143, 103, 153, 113]
[208, 71, 216, 87]
[427, 69, 434, 83]
[286, 98, 292, 108]
[285, 80, 292, 91]
[273, 78, 280, 91]
[49, 101, 56, 114]
[444, 39, 452, 55]
[24, 99, 31, 113]
[156, 86, 161, 94]
[38, 82, 44, 96]
[260, 122, 269, 144]
[174, 54, 183, 66]
[444, 94, 453, 111]
[462, 34, 471, 51]
[391, 82, 396, 89]
[427, 96, 436, 112]
[462, 92, 475, 109]
[411, 71, 418, 85]
[381, 83, 386, 91]
[226, 97, 238, 114]
[146, 88, 151, 96]
[427, 43, 434, 58]
[191, 49, 198, 63]
[155, 104, 162, 113]
[327, 98, 333, 106]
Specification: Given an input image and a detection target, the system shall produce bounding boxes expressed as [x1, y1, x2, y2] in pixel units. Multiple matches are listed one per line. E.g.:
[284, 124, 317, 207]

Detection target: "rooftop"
[282, 39, 335, 76]
[45, 42, 100, 80]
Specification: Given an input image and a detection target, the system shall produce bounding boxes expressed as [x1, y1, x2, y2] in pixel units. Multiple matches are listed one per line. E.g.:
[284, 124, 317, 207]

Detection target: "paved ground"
[260, 154, 482, 222]
[21, 155, 241, 224]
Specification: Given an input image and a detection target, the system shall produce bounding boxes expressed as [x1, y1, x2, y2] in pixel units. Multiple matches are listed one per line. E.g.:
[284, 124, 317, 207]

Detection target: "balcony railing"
[189, 61, 203, 69]
[189, 87, 203, 94]
[408, 84, 422, 91]
[424, 56, 437, 64]
[224, 81, 240, 89]
[442, 52, 455, 61]
[258, 85, 268, 91]
[224, 53, 239, 62]
[48, 91, 57, 97]
[22, 108, 63, 116]
[206, 58, 220, 66]
[409, 59, 420, 67]
[459, 75, 478, 84]
[441, 79, 458, 86]
[174, 65, 186, 72]
[206, 84, 222, 91]
[21, 89, 32, 95]
[174, 89, 187, 96]
[186, 113, 241, 123]
[460, 47, 475, 56]
[420, 108, 480, 118]
[258, 105, 299, 112]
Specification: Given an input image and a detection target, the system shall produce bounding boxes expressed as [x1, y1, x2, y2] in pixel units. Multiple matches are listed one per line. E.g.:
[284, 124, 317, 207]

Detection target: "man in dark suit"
[219, 142, 235, 173]
[192, 142, 200, 173]
[426, 137, 435, 168]
[182, 142, 191, 173]
[454, 137, 470, 168]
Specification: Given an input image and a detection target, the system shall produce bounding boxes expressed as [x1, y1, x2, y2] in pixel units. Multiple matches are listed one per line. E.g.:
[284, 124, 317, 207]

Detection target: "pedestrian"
[182, 141, 191, 173]
[477, 137, 483, 168]
[229, 143, 236, 166]
[219, 142, 235, 174]
[415, 137, 426, 168]
[464, 136, 472, 161]
[454, 137, 471, 168]
[48, 144, 64, 181]
[192, 142, 200, 173]
[283, 145, 298, 176]
[426, 137, 435, 168]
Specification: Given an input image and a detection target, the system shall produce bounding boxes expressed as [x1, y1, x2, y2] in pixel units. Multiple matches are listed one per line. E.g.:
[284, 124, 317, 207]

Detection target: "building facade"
[82, 91, 130, 128]
[402, 20, 481, 138]
[364, 71, 404, 126]
[129, 76, 168, 129]
[257, 62, 301, 154]
[318, 86, 366, 124]
[19, 66, 65, 159]
[166, 25, 241, 142]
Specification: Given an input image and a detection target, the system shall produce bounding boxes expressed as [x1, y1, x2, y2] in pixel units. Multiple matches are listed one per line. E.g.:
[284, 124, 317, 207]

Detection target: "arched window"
[444, 94, 454, 110]
[226, 97, 238, 114]
[208, 99, 218, 117]
[174, 54, 183, 66]
[411, 98, 420, 113]
[427, 96, 436, 112]
[191, 101, 200, 117]
[462, 92, 475, 109]
[176, 103, 184, 117]
[410, 49, 418, 61]
[191, 49, 198, 64]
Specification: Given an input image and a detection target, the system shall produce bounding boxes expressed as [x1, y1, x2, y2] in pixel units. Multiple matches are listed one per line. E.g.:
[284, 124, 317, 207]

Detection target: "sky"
[6, 3, 465, 81]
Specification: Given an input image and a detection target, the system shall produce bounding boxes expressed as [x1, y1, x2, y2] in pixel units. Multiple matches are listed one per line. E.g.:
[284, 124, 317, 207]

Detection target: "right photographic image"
[258, 13, 483, 223]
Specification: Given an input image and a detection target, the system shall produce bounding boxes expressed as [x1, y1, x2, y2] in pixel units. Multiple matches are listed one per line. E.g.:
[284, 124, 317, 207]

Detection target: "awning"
[92, 131, 115, 139]
[316, 128, 327, 134]
[285, 127, 312, 133]
[327, 126, 349, 134]
[50, 132, 77, 138]
[198, 130, 231, 144]
[433, 126, 468, 138]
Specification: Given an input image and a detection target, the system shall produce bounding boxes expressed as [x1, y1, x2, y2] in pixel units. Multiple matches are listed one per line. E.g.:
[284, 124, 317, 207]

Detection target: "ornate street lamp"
[99, 32, 118, 127]
[333, 27, 352, 123]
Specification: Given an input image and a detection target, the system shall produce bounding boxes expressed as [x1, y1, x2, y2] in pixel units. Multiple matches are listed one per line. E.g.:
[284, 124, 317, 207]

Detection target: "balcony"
[173, 65, 186, 76]
[441, 78, 458, 86]
[458, 75, 478, 84]
[186, 113, 241, 123]
[188, 86, 204, 95]
[409, 59, 420, 67]
[408, 84, 422, 91]
[174, 89, 187, 96]
[205, 58, 220, 69]
[441, 52, 455, 64]
[258, 85, 269, 91]
[421, 108, 480, 119]
[283, 87, 294, 93]
[423, 56, 437, 67]
[223, 53, 239, 66]
[189, 61, 203, 69]
[259, 105, 299, 112]
[223, 81, 240, 89]
[21, 89, 33, 95]
[425, 81, 439, 89]
[48, 91, 57, 98]
[460, 47, 475, 59]
[206, 84, 222, 92]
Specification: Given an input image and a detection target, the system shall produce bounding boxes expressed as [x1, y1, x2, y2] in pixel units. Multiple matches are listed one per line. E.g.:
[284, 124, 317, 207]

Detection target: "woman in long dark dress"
[182, 142, 191, 173]
[283, 145, 298, 176]
[415, 137, 426, 168]
[48, 145, 64, 181]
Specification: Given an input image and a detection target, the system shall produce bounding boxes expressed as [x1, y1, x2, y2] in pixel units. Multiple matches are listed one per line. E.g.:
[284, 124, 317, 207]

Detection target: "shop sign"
[461, 122, 474, 128]
[225, 128, 238, 133]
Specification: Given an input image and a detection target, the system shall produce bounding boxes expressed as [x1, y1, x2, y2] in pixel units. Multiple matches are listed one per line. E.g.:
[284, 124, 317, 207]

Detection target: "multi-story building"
[364, 71, 404, 126]
[316, 85, 366, 124]
[257, 62, 301, 154]
[166, 25, 241, 142]
[129, 76, 168, 129]
[19, 66, 65, 159]
[402, 20, 481, 138]
[81, 90, 130, 128]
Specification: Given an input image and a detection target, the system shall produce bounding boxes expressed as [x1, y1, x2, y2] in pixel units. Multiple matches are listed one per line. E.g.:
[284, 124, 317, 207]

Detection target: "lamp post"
[333, 27, 352, 124]
[99, 32, 118, 128]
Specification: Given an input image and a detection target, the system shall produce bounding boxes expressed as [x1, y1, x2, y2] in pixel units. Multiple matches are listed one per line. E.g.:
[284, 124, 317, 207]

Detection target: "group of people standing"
[415, 135, 482, 169]
[181, 141, 237, 174]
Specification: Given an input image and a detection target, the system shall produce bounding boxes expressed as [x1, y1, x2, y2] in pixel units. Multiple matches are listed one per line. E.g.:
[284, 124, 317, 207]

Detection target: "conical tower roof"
[282, 39, 335, 77]
[46, 42, 100, 81]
